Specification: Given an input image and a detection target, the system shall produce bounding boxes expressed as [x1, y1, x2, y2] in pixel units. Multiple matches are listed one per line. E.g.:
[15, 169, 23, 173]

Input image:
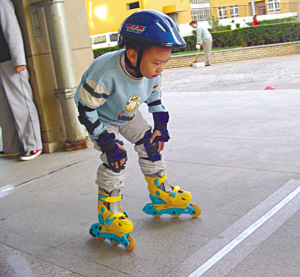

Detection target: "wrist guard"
[153, 112, 170, 142]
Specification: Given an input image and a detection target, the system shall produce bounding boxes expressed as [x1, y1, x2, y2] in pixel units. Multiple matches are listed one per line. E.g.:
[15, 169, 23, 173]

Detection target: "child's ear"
[126, 49, 138, 66]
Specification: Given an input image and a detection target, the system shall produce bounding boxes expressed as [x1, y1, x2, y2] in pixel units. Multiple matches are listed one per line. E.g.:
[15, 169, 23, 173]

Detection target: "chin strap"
[125, 48, 144, 78]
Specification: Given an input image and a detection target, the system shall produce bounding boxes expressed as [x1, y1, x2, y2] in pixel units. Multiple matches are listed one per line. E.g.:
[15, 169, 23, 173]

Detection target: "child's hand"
[111, 142, 127, 170]
[150, 130, 165, 152]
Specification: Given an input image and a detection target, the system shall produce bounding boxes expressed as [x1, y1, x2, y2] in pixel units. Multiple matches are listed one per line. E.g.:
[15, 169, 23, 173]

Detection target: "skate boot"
[143, 172, 201, 218]
[89, 189, 135, 251]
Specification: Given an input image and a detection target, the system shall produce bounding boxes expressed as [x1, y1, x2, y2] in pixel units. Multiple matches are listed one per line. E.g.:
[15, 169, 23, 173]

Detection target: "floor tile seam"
[163, 180, 300, 277]
[57, 251, 136, 277]
[163, 89, 300, 93]
[14, 159, 89, 188]
[172, 135, 300, 143]
[165, 159, 300, 174]
[0, 241, 76, 275]
[1, 234, 131, 277]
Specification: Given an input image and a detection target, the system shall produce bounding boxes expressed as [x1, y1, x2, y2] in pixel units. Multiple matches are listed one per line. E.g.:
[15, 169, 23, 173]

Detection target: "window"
[218, 7, 227, 19]
[191, 8, 211, 21]
[109, 33, 118, 42]
[230, 5, 239, 18]
[94, 35, 106, 44]
[268, 0, 280, 12]
[191, 0, 210, 3]
[128, 2, 140, 10]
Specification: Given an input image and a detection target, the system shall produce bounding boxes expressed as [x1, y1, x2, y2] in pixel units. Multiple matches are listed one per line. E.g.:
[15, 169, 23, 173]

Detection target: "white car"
[91, 32, 119, 49]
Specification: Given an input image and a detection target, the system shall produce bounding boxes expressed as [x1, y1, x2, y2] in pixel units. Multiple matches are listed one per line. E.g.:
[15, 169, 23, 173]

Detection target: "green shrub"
[93, 46, 119, 58]
[249, 16, 295, 26]
[176, 21, 300, 52]
[93, 21, 300, 57]
[210, 29, 241, 47]
[240, 22, 300, 46]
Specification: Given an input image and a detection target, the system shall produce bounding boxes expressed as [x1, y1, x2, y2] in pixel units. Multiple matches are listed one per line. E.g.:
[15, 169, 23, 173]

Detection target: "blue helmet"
[118, 9, 186, 49]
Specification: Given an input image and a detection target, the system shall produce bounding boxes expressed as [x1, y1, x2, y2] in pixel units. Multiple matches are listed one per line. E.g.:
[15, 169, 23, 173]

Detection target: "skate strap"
[98, 194, 123, 203]
[149, 174, 167, 186]
[170, 186, 181, 199]
[106, 212, 128, 225]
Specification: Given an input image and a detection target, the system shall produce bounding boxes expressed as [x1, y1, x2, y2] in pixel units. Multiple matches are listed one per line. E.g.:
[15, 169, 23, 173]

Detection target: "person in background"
[231, 20, 236, 30]
[253, 15, 259, 26]
[0, 0, 43, 161]
[190, 20, 213, 66]
[240, 19, 249, 28]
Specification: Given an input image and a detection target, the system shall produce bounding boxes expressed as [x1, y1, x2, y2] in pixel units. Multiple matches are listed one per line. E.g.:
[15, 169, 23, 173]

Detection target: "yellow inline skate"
[89, 189, 135, 251]
[143, 172, 201, 218]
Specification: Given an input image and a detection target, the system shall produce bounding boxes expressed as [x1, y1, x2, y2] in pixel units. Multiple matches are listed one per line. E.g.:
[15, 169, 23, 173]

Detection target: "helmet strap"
[125, 48, 144, 78]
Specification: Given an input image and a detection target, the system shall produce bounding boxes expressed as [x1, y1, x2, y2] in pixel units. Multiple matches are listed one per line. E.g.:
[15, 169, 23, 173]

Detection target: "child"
[75, 10, 201, 251]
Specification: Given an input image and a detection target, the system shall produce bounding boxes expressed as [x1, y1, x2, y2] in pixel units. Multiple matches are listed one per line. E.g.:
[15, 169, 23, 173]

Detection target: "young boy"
[75, 10, 201, 251]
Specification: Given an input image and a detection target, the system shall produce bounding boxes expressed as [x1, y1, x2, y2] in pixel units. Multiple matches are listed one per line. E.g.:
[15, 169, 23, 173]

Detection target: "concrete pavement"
[1, 55, 300, 277]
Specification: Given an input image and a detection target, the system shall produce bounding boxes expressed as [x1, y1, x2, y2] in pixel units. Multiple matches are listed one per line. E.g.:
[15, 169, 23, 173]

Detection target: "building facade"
[190, 0, 212, 22]
[84, 0, 193, 38]
[209, 0, 299, 23]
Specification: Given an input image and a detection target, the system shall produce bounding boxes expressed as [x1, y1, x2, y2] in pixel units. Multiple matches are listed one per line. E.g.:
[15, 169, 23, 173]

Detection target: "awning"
[163, 4, 187, 14]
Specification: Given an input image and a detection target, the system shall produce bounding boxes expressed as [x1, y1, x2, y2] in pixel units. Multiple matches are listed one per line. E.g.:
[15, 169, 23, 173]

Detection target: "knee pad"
[135, 130, 161, 162]
[103, 139, 127, 173]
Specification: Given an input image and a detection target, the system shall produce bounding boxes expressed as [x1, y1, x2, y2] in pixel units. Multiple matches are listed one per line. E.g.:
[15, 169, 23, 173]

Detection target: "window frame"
[127, 2, 140, 10]
[268, 0, 280, 13]
[229, 5, 239, 18]
[191, 8, 211, 21]
[218, 7, 227, 19]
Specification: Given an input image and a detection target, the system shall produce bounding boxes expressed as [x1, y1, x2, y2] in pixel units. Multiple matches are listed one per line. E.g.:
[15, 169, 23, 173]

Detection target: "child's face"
[139, 46, 172, 79]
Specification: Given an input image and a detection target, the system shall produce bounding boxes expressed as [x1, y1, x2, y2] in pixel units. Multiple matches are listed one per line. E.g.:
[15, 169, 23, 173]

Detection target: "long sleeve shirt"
[196, 25, 212, 45]
[0, 0, 26, 65]
[74, 49, 166, 140]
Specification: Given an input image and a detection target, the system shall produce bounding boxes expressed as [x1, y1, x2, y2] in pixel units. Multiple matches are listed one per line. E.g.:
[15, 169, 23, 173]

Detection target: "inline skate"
[89, 188, 135, 251]
[143, 172, 201, 218]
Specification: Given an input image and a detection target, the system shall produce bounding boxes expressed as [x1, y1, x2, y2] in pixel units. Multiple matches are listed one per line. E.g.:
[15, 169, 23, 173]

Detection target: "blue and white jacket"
[74, 49, 166, 140]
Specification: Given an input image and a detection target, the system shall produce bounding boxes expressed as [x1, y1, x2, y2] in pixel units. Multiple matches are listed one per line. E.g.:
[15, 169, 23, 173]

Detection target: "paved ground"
[163, 54, 300, 92]
[1, 54, 300, 277]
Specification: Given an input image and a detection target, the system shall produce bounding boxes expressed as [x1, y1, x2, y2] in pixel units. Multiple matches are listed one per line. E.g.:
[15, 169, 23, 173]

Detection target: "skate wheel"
[111, 241, 119, 246]
[152, 214, 161, 218]
[191, 204, 201, 218]
[125, 236, 135, 252]
[98, 237, 105, 241]
[171, 214, 181, 218]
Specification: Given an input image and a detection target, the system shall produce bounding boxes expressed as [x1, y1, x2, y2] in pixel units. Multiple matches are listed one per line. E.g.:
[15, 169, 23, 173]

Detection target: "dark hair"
[189, 20, 197, 26]
[123, 38, 151, 52]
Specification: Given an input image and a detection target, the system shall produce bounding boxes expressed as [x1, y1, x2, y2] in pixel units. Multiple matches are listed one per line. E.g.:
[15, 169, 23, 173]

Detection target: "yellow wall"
[210, 0, 256, 18]
[210, 0, 296, 18]
[210, 0, 253, 6]
[85, 0, 191, 36]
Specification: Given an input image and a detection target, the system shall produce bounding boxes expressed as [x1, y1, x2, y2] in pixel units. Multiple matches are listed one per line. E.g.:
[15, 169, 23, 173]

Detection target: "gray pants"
[203, 37, 213, 66]
[94, 111, 166, 192]
[0, 61, 42, 153]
